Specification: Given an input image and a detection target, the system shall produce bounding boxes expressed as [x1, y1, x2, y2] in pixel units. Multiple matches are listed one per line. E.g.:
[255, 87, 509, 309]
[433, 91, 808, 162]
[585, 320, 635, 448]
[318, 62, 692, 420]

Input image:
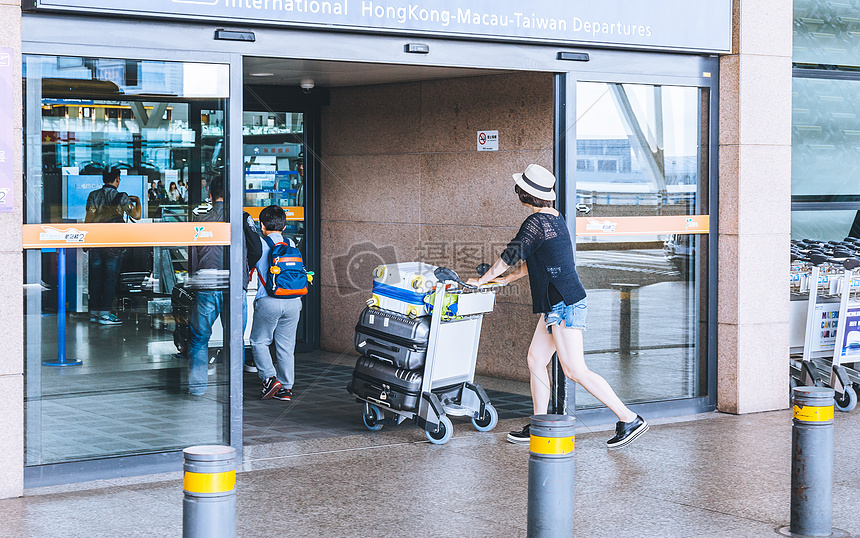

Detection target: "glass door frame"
[21, 43, 245, 487]
[242, 84, 325, 352]
[554, 59, 720, 422]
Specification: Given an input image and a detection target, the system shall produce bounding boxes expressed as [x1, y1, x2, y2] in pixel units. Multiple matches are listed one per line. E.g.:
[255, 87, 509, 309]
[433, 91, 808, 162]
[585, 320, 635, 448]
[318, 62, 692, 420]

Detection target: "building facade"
[0, 1, 796, 495]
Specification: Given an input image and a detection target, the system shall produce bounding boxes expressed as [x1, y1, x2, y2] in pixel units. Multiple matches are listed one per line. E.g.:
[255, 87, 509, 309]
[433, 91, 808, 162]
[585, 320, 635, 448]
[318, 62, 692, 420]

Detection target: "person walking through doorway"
[467, 164, 648, 449]
[251, 205, 303, 401]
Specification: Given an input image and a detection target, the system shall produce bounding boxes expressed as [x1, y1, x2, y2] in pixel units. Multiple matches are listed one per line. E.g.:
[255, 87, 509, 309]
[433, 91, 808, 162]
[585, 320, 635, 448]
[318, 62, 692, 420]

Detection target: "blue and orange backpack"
[260, 235, 309, 298]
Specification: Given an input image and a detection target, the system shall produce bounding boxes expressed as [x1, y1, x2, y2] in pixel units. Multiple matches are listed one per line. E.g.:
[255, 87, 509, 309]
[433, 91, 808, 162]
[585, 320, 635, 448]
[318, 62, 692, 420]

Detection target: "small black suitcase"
[354, 306, 430, 369]
[347, 355, 461, 412]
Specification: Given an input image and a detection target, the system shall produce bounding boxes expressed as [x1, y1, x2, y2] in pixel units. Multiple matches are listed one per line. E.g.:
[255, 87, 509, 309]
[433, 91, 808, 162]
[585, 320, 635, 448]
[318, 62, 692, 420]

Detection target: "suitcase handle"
[365, 337, 401, 352]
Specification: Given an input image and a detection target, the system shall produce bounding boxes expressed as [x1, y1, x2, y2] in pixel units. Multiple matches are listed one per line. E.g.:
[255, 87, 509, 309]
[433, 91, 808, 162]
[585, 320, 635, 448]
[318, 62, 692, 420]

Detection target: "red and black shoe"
[261, 376, 282, 399]
[273, 388, 292, 401]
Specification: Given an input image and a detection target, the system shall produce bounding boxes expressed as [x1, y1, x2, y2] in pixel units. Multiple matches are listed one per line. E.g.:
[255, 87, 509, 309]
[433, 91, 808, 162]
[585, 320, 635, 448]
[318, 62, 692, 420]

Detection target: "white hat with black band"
[513, 164, 556, 201]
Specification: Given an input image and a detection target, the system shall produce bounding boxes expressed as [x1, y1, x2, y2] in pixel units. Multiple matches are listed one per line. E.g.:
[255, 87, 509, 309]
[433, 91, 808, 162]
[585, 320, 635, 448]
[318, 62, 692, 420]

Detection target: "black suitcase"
[346, 355, 461, 412]
[354, 306, 430, 370]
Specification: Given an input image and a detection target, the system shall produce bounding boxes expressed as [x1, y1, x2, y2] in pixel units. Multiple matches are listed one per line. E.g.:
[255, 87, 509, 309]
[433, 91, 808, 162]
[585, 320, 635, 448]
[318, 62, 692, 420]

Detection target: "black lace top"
[501, 212, 587, 314]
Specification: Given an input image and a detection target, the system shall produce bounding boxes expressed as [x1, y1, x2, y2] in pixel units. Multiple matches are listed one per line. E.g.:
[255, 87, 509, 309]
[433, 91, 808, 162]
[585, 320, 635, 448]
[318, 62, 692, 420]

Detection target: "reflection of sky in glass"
[577, 82, 698, 157]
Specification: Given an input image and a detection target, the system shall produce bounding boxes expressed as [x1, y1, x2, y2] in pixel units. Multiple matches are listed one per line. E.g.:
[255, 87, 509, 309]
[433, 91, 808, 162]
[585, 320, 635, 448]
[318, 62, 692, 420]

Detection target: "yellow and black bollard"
[527, 414, 576, 537]
[183, 445, 237, 538]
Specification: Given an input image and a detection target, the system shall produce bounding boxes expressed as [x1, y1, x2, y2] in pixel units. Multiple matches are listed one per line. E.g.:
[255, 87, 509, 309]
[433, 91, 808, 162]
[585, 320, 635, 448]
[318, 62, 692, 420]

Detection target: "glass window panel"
[791, 210, 858, 240]
[575, 83, 703, 232]
[792, 77, 860, 197]
[794, 0, 860, 67]
[23, 55, 232, 466]
[574, 81, 708, 407]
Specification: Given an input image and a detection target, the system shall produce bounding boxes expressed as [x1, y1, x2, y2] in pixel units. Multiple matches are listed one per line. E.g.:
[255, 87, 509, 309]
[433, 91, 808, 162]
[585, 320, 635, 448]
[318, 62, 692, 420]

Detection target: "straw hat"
[513, 164, 556, 201]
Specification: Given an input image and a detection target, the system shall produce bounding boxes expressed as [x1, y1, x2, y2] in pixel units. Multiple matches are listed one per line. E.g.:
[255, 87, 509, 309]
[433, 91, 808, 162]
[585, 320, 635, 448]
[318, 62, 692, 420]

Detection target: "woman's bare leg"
[551, 324, 636, 423]
[527, 317, 557, 416]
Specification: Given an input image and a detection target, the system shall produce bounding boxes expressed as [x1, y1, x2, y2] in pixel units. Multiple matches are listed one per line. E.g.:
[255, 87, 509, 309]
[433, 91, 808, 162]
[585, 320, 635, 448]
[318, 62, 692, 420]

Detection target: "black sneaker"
[273, 388, 292, 401]
[606, 415, 649, 448]
[261, 376, 282, 399]
[507, 424, 530, 444]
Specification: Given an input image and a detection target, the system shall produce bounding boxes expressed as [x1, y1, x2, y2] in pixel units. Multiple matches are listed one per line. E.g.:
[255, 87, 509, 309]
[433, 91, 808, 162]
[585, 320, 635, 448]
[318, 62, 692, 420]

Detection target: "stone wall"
[0, 0, 23, 499]
[319, 72, 554, 381]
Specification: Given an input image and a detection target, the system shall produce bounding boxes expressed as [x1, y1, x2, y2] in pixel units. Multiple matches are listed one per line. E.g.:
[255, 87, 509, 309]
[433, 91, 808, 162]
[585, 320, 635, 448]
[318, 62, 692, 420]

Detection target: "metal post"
[43, 248, 82, 367]
[527, 414, 576, 537]
[779, 387, 847, 538]
[611, 283, 639, 357]
[183, 445, 237, 538]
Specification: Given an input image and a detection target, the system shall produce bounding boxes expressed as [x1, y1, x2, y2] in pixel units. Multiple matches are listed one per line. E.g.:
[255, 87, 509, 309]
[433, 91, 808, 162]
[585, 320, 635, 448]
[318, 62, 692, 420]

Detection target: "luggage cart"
[350, 267, 502, 444]
[789, 239, 860, 411]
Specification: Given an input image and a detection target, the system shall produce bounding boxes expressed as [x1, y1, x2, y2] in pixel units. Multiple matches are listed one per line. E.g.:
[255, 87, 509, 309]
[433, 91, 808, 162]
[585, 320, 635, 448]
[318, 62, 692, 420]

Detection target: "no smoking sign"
[477, 130, 499, 152]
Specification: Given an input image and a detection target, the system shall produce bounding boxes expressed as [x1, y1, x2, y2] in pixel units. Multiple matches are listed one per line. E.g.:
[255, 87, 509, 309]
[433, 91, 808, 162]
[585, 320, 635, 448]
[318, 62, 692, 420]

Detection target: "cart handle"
[434, 266, 477, 289]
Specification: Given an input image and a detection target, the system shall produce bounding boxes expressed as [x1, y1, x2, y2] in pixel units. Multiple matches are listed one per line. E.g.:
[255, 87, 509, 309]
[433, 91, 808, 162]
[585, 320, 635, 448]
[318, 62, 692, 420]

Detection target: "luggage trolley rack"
[347, 267, 503, 444]
[790, 238, 860, 412]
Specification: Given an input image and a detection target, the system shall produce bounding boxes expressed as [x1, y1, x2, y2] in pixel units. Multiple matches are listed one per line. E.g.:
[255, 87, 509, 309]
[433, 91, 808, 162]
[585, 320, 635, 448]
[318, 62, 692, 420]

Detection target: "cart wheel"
[425, 415, 453, 445]
[362, 404, 385, 431]
[835, 386, 858, 413]
[471, 404, 499, 432]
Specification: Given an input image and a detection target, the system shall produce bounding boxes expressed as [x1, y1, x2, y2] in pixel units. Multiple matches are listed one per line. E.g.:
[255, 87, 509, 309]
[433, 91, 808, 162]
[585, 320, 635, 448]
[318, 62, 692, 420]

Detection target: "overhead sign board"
[30, 1, 731, 53]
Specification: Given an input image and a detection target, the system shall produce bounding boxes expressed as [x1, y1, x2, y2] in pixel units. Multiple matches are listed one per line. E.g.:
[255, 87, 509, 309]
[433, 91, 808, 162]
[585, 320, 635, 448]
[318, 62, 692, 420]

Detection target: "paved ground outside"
[3, 407, 860, 537]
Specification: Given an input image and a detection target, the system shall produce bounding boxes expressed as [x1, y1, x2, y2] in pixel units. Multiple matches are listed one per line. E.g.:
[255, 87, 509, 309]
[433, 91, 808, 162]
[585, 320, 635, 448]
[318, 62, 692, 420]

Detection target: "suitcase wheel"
[366, 294, 380, 308]
[410, 275, 426, 290]
[406, 304, 421, 318]
[425, 415, 453, 445]
[362, 404, 385, 431]
[373, 265, 387, 279]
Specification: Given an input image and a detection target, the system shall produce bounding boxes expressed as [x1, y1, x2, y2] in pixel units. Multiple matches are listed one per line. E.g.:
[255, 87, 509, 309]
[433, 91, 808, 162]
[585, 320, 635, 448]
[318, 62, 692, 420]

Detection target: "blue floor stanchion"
[43, 248, 82, 367]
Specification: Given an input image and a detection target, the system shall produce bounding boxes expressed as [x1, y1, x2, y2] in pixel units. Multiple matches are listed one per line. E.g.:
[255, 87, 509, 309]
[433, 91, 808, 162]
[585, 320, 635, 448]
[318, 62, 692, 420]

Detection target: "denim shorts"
[544, 298, 587, 333]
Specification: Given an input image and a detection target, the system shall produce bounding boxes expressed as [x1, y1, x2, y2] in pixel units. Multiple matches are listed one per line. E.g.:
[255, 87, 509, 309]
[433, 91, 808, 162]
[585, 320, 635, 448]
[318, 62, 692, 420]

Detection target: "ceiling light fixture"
[250, 72, 275, 77]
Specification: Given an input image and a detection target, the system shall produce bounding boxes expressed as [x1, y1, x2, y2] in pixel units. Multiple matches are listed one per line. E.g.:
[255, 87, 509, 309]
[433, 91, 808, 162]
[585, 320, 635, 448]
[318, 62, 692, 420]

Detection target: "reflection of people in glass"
[187, 176, 225, 395]
[84, 168, 142, 325]
[295, 159, 304, 207]
[467, 164, 648, 448]
[148, 180, 166, 203]
[167, 181, 181, 203]
[177, 179, 188, 202]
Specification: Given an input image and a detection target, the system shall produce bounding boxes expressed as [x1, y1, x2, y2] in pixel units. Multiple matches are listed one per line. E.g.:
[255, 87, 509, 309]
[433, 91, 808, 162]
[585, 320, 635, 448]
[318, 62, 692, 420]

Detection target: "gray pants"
[250, 296, 302, 388]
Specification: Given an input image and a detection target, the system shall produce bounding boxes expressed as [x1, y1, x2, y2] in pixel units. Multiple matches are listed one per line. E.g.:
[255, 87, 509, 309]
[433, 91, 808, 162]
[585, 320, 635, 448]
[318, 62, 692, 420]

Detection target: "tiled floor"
[242, 351, 534, 446]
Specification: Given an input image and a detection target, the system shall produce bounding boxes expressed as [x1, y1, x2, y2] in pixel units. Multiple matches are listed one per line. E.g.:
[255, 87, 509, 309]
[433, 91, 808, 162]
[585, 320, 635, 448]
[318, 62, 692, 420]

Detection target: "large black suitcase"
[346, 355, 461, 412]
[354, 306, 430, 370]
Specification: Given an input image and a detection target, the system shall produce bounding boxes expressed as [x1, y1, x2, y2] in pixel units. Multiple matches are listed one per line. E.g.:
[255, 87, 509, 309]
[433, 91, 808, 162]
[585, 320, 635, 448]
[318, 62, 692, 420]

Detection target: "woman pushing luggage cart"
[466, 164, 648, 448]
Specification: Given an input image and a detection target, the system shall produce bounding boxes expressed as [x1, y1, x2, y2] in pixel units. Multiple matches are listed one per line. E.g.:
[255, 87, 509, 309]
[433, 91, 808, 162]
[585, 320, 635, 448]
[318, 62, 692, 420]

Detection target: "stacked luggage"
[350, 305, 461, 410]
[346, 262, 500, 444]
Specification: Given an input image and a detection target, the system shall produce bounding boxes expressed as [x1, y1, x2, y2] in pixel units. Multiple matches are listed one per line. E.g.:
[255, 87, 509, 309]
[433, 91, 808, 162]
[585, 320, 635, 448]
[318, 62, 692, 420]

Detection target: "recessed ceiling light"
[250, 72, 275, 77]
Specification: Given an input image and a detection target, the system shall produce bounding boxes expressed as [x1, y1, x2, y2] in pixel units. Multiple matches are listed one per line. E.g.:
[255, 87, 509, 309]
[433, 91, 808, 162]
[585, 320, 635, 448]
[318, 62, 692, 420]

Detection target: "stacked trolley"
[346, 263, 501, 444]
[790, 238, 860, 411]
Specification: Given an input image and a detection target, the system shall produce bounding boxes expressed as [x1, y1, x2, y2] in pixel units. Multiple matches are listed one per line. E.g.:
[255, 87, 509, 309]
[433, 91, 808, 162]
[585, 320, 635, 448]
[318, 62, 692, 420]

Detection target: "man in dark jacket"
[84, 168, 141, 325]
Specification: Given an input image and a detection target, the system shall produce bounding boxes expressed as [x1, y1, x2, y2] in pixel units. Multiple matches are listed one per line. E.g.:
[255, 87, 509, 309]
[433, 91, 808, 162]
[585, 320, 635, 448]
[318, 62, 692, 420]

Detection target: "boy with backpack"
[252, 205, 307, 401]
